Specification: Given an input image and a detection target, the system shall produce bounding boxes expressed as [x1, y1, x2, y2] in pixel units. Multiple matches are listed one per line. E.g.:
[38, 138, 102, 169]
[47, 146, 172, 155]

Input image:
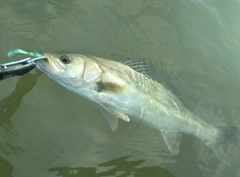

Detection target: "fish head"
[36, 53, 102, 89]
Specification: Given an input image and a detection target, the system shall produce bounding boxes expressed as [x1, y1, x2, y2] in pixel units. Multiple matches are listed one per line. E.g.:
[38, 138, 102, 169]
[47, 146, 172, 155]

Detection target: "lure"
[8, 49, 43, 57]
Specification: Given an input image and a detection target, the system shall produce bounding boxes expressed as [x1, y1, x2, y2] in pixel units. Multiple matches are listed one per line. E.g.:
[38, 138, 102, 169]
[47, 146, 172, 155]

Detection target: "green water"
[0, 0, 240, 177]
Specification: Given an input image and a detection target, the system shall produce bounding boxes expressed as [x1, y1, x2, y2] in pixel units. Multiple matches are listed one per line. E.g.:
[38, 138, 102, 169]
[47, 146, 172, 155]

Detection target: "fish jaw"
[35, 54, 65, 85]
[36, 54, 62, 75]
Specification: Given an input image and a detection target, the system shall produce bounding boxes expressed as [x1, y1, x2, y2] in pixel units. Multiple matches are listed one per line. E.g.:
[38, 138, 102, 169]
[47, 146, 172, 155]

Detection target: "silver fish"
[36, 53, 239, 160]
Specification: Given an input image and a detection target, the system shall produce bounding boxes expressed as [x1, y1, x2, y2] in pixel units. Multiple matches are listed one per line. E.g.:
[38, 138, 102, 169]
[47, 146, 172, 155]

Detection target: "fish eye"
[60, 55, 70, 64]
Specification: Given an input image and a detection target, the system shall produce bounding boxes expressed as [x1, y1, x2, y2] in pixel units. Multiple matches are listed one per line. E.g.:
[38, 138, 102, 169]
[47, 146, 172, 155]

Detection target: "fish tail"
[207, 126, 240, 161]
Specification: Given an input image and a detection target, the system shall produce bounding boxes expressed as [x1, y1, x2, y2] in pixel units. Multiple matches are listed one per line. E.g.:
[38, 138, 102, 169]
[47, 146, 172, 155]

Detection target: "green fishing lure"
[8, 49, 43, 57]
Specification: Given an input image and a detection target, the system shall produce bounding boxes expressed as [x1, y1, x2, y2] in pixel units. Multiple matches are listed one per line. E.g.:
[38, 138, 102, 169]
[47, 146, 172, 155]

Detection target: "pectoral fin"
[162, 131, 181, 155]
[98, 105, 130, 131]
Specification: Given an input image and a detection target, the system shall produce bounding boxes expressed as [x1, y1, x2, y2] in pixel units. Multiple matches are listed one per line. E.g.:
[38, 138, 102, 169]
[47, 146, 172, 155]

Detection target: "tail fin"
[207, 126, 240, 162]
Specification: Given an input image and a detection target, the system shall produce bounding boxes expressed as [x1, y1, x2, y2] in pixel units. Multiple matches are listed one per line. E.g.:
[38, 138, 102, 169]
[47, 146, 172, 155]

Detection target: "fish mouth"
[35, 54, 61, 74]
[36, 60, 50, 74]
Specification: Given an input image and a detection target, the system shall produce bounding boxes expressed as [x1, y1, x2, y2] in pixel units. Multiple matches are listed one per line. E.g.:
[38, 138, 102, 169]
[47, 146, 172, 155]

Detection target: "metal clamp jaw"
[0, 56, 46, 81]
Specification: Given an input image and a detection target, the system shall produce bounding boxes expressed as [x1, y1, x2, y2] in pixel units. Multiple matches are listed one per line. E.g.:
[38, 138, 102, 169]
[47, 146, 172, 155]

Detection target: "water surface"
[0, 0, 240, 177]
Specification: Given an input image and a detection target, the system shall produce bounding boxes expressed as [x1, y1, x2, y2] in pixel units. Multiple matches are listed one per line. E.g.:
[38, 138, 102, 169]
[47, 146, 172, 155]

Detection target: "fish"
[36, 53, 239, 161]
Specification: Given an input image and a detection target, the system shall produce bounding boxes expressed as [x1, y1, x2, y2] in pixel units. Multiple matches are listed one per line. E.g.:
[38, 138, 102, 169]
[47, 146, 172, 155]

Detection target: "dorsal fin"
[119, 59, 156, 79]
[119, 58, 180, 97]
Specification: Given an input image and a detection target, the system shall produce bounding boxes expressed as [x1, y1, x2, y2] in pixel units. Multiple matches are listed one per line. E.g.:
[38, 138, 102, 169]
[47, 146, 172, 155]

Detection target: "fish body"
[36, 53, 239, 160]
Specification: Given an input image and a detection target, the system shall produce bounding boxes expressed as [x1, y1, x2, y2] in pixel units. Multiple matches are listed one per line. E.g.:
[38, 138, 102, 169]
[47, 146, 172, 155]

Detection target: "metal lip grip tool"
[0, 49, 46, 81]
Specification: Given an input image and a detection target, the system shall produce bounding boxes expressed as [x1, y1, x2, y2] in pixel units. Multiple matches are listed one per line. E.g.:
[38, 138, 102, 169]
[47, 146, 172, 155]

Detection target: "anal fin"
[162, 131, 181, 155]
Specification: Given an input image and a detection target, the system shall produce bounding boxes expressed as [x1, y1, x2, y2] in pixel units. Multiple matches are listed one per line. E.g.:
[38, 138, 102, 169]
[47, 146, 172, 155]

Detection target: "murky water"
[0, 0, 240, 177]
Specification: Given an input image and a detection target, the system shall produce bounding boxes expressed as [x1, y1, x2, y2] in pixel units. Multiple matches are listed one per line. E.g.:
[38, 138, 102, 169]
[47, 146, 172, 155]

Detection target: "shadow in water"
[0, 155, 13, 177]
[0, 71, 42, 153]
[49, 156, 174, 177]
[0, 71, 42, 133]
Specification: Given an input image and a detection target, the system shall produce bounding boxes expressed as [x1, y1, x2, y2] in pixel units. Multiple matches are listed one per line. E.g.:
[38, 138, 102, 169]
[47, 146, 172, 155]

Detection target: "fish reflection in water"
[49, 156, 174, 177]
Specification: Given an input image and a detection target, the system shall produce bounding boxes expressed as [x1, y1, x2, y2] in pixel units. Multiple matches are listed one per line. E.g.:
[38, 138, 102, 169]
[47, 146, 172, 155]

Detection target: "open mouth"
[35, 56, 62, 75]
[35, 61, 50, 74]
